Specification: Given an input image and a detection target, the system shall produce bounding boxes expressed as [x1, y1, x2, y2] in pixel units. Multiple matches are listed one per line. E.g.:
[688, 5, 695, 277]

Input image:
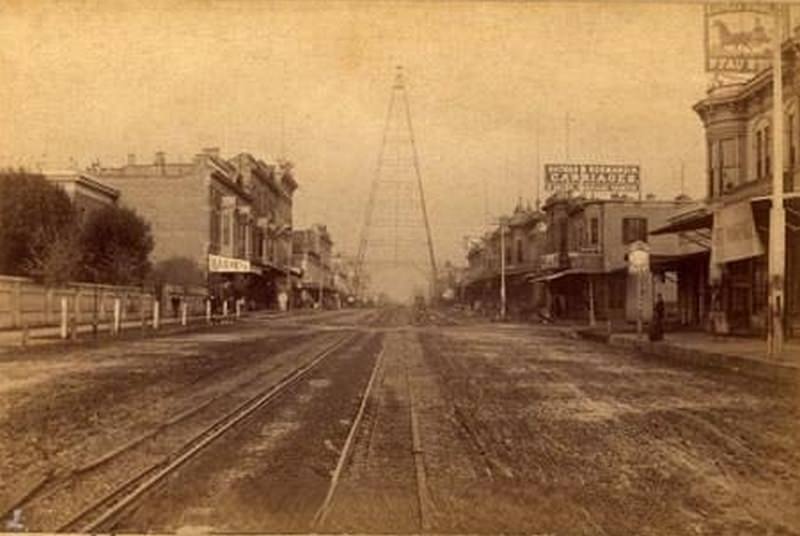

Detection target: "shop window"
[622, 217, 648, 244]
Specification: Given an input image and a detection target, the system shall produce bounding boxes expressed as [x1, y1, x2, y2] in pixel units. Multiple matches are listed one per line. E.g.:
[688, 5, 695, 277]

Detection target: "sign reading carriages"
[544, 164, 640, 195]
[704, 3, 775, 74]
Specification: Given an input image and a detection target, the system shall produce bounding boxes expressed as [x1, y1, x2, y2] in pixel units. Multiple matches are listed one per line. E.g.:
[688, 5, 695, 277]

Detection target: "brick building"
[94, 148, 297, 309]
[44, 171, 119, 224]
[291, 224, 334, 308]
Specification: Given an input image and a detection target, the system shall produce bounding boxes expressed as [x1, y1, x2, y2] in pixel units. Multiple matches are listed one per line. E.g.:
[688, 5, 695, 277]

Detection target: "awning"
[650, 250, 710, 271]
[528, 268, 592, 283]
[750, 192, 800, 231]
[650, 207, 713, 235]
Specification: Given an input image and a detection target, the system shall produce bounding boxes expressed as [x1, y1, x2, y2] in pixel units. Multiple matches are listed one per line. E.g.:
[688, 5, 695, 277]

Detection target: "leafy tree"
[0, 170, 77, 276]
[81, 205, 154, 285]
[149, 256, 206, 299]
[24, 226, 82, 286]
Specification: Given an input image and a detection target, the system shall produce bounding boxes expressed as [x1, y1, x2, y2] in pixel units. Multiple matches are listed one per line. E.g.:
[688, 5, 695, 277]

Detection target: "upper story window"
[222, 213, 231, 246]
[720, 138, 739, 191]
[589, 217, 599, 246]
[622, 217, 647, 244]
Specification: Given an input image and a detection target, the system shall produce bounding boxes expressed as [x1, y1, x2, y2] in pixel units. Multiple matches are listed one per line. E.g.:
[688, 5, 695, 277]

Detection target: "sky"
[1, 0, 732, 292]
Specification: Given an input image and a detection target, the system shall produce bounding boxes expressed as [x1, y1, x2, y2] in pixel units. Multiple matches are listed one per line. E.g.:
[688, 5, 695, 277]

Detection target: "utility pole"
[498, 218, 508, 321]
[768, 4, 786, 357]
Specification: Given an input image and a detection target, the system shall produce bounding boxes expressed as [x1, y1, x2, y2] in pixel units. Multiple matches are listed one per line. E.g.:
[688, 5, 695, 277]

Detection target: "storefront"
[207, 254, 264, 311]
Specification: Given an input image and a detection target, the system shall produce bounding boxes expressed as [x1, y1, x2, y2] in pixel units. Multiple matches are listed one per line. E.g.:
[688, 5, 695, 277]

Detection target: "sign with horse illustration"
[705, 3, 776, 73]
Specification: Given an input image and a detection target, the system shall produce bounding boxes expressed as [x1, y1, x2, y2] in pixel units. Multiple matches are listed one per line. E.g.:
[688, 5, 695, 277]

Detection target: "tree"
[0, 170, 77, 276]
[24, 226, 82, 286]
[149, 256, 205, 298]
[81, 205, 154, 285]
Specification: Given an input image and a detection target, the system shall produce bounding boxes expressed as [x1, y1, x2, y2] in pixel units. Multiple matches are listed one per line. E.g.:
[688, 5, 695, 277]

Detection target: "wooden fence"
[0, 275, 207, 330]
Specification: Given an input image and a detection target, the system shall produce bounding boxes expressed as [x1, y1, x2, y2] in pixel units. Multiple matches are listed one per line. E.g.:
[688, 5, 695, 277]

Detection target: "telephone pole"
[768, 4, 786, 356]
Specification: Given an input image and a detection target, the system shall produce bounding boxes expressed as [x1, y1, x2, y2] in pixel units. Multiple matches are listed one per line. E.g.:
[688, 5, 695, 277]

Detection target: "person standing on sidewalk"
[650, 293, 665, 342]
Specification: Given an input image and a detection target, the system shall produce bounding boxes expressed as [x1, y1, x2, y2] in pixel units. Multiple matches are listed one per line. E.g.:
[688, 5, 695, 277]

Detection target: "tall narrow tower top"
[393, 65, 405, 89]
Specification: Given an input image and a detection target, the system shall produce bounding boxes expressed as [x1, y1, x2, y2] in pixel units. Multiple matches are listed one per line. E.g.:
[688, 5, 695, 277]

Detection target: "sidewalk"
[574, 326, 800, 383]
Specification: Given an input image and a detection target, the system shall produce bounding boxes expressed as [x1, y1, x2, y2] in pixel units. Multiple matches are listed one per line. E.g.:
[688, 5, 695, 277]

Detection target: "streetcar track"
[312, 339, 386, 528]
[2, 334, 344, 528]
[11, 332, 358, 533]
[313, 330, 435, 533]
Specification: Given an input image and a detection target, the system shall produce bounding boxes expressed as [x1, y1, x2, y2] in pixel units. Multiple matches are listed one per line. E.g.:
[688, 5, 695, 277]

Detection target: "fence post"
[12, 279, 22, 329]
[74, 288, 82, 326]
[21, 320, 29, 347]
[181, 301, 188, 326]
[222, 300, 228, 318]
[45, 287, 53, 325]
[206, 299, 212, 324]
[60, 296, 69, 339]
[152, 299, 160, 330]
[113, 298, 121, 335]
[235, 299, 242, 319]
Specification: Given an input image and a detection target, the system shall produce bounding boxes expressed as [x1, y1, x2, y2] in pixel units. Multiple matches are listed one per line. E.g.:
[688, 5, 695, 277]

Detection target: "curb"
[570, 329, 799, 384]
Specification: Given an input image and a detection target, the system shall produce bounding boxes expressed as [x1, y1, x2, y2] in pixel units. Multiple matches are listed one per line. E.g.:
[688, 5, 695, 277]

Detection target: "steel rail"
[57, 332, 359, 533]
[311, 339, 386, 528]
[3, 336, 334, 520]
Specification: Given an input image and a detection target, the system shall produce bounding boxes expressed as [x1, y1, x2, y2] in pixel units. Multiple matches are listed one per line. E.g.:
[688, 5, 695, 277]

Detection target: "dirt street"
[1, 308, 797, 534]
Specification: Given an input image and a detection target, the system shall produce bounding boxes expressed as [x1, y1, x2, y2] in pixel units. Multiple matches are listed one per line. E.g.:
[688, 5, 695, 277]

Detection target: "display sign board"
[208, 254, 255, 273]
[544, 164, 640, 194]
[710, 200, 765, 265]
[705, 3, 775, 74]
[627, 241, 650, 274]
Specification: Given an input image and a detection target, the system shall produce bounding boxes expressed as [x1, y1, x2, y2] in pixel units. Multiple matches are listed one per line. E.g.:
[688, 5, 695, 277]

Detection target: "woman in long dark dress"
[650, 293, 665, 341]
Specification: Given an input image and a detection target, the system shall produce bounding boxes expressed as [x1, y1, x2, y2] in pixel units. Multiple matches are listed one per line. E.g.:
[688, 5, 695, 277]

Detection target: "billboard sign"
[544, 164, 640, 194]
[705, 4, 775, 74]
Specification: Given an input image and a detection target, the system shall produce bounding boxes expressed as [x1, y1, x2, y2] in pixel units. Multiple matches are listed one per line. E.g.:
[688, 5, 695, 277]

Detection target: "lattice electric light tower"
[355, 66, 438, 300]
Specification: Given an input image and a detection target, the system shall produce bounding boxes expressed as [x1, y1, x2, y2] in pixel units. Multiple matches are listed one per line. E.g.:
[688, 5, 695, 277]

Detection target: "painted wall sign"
[208, 254, 255, 273]
[705, 3, 775, 74]
[544, 164, 640, 194]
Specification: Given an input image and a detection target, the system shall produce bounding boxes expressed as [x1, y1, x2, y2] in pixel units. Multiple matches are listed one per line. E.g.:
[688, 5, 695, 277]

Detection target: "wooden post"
[113, 298, 121, 335]
[235, 299, 242, 319]
[206, 299, 212, 324]
[12, 279, 22, 329]
[60, 296, 68, 339]
[152, 300, 160, 330]
[181, 301, 188, 326]
[636, 272, 643, 342]
[222, 300, 228, 318]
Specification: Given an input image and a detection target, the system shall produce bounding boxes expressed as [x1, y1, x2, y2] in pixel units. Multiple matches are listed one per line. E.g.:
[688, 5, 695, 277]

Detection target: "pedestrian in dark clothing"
[650, 293, 665, 341]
